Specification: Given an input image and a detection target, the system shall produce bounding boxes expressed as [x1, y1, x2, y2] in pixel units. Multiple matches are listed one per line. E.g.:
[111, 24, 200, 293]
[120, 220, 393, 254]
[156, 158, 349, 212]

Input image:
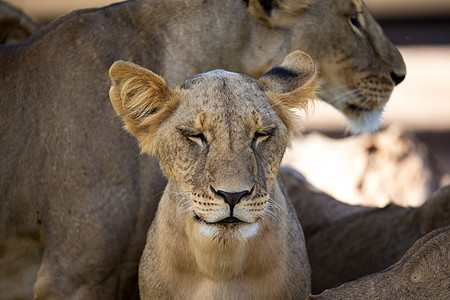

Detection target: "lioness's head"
[244, 0, 406, 133]
[109, 51, 316, 239]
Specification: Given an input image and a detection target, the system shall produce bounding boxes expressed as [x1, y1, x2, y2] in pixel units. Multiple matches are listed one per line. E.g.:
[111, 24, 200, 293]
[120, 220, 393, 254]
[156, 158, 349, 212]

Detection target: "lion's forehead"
[179, 71, 275, 121]
[173, 72, 283, 144]
[180, 70, 264, 101]
[181, 69, 255, 88]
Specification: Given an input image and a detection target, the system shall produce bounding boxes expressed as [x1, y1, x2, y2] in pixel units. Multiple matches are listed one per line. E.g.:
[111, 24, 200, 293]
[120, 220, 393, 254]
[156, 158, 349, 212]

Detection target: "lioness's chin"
[345, 107, 383, 134]
[196, 221, 259, 241]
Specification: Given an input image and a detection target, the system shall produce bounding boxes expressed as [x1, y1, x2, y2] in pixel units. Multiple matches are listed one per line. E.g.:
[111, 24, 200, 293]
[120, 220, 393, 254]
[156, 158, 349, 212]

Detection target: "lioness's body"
[281, 168, 449, 293]
[309, 225, 450, 300]
[109, 52, 316, 299]
[0, 0, 404, 298]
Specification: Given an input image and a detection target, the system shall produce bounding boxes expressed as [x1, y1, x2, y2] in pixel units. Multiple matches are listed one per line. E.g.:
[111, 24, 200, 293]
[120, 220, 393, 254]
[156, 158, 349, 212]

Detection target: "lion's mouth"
[346, 103, 372, 113]
[194, 214, 244, 225]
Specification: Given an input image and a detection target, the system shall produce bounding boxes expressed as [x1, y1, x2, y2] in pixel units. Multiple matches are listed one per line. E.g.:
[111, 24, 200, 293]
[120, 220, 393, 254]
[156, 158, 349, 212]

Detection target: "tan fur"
[281, 168, 450, 294]
[259, 51, 317, 135]
[309, 225, 450, 300]
[0, 0, 404, 298]
[109, 51, 316, 299]
[109, 61, 181, 154]
[245, 0, 407, 133]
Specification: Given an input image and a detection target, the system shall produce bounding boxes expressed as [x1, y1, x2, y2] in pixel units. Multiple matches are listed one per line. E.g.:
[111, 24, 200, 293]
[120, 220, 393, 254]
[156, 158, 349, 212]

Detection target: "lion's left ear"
[258, 50, 317, 134]
[109, 60, 180, 154]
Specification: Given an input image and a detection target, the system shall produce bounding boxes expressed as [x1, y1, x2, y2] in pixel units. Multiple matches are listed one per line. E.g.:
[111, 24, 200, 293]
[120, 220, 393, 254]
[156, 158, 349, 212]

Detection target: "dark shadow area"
[379, 17, 450, 45]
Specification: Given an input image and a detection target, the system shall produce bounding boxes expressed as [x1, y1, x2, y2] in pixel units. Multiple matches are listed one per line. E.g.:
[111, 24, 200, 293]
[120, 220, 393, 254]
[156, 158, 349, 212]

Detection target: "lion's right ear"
[109, 61, 179, 154]
[258, 50, 317, 135]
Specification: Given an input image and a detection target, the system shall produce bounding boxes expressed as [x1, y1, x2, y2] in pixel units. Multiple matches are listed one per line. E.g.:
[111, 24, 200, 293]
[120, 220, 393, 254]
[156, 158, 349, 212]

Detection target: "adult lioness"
[0, 0, 404, 298]
[282, 168, 450, 293]
[109, 50, 316, 299]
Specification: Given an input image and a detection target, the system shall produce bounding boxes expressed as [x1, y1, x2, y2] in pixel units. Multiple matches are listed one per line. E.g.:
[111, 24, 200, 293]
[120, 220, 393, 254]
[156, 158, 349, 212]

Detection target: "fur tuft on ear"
[259, 50, 317, 135]
[109, 60, 179, 154]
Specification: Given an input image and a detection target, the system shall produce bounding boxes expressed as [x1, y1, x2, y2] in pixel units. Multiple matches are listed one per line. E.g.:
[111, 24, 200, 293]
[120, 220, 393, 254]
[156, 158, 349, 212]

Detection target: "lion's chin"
[195, 217, 260, 241]
[344, 107, 384, 134]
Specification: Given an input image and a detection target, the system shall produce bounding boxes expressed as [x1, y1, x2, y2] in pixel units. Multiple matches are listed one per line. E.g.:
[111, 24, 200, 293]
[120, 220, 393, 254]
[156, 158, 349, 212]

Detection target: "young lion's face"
[155, 71, 289, 237]
[109, 51, 316, 240]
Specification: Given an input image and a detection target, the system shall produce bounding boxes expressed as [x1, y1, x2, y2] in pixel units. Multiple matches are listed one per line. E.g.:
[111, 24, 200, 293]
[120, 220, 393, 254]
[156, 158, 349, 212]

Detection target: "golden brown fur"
[309, 225, 450, 300]
[109, 51, 316, 299]
[0, 0, 404, 298]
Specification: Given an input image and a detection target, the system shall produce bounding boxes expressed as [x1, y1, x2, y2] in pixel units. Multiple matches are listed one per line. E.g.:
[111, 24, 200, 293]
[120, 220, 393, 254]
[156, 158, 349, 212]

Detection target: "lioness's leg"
[32, 188, 160, 299]
[33, 223, 140, 300]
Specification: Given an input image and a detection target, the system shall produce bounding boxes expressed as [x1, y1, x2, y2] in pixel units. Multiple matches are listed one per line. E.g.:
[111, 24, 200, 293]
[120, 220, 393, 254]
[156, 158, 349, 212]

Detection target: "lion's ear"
[109, 60, 179, 154]
[259, 50, 317, 134]
[245, 0, 310, 23]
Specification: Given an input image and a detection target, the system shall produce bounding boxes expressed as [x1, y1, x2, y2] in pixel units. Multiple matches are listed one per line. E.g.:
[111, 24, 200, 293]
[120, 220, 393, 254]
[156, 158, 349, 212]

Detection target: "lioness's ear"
[109, 61, 179, 154]
[259, 50, 317, 134]
[245, 0, 310, 23]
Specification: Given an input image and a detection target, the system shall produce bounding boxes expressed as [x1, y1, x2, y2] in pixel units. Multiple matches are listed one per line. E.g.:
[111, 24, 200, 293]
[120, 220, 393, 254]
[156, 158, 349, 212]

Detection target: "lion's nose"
[390, 71, 405, 86]
[211, 186, 253, 212]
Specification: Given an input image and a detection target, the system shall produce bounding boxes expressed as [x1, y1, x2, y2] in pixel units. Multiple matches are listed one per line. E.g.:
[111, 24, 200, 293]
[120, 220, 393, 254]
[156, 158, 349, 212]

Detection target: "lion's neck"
[186, 221, 252, 280]
[152, 181, 290, 297]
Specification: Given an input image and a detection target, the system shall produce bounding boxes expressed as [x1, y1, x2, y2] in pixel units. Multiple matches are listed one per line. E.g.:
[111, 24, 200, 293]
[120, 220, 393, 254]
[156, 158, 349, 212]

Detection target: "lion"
[281, 168, 450, 293]
[305, 185, 450, 293]
[0, 0, 405, 298]
[109, 51, 316, 299]
[0, 1, 39, 44]
[308, 225, 450, 300]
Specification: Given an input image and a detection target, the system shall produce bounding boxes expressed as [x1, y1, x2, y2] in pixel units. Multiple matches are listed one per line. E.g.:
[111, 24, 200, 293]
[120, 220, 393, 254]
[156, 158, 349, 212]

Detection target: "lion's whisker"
[264, 197, 282, 221]
[322, 83, 358, 94]
[324, 88, 362, 105]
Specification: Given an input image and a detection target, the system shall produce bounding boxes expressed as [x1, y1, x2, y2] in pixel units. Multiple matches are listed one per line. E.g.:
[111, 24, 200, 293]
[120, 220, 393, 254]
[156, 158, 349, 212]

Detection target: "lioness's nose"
[390, 71, 405, 86]
[212, 187, 253, 212]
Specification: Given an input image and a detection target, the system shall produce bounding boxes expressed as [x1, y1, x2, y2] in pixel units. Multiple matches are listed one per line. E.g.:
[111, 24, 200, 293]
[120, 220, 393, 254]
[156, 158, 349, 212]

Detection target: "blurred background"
[4, 0, 450, 175]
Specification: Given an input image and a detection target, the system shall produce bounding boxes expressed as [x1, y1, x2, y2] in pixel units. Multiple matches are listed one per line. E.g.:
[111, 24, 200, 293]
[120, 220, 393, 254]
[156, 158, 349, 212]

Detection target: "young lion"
[0, 1, 405, 297]
[109, 51, 316, 299]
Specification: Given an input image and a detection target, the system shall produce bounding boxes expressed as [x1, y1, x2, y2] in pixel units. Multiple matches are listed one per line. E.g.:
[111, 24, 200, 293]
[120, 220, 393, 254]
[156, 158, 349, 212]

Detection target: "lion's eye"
[177, 126, 207, 147]
[349, 14, 362, 30]
[253, 131, 272, 147]
[179, 129, 206, 146]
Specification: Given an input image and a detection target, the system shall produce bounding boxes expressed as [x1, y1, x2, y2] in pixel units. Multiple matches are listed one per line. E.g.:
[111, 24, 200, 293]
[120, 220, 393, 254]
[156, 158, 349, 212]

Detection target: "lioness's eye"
[180, 130, 206, 147]
[348, 14, 362, 30]
[253, 131, 272, 147]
